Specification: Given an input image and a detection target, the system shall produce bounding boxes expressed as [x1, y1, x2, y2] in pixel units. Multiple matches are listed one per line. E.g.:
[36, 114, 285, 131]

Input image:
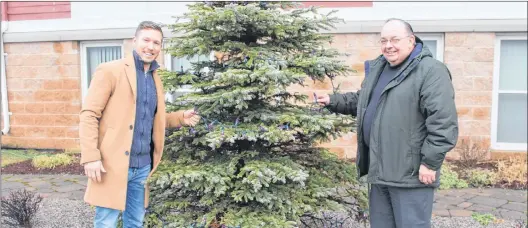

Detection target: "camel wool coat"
[79, 56, 184, 211]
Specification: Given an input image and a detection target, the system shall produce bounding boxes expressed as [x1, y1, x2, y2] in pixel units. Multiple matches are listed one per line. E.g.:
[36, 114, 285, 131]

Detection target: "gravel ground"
[300, 212, 527, 228]
[2, 198, 526, 228]
[431, 217, 526, 228]
[2, 198, 94, 228]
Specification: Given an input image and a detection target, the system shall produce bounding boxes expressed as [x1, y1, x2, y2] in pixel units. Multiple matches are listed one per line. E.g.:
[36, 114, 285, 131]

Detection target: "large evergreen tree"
[146, 2, 367, 227]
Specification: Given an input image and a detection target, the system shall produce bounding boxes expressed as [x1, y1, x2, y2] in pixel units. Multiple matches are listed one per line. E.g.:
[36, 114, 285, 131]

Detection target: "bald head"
[379, 18, 416, 66]
[384, 18, 414, 36]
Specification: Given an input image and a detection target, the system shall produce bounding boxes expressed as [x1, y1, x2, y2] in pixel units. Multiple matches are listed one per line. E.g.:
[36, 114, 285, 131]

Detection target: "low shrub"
[32, 153, 73, 169]
[496, 157, 528, 189]
[1, 189, 43, 228]
[471, 213, 498, 226]
[440, 164, 469, 190]
[457, 138, 489, 168]
[464, 168, 497, 188]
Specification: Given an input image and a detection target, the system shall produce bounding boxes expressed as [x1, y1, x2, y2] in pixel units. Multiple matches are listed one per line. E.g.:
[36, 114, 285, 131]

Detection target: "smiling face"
[133, 28, 163, 64]
[379, 20, 415, 66]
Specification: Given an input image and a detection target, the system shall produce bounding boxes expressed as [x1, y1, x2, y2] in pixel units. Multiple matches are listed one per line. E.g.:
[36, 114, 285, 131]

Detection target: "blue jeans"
[94, 164, 151, 228]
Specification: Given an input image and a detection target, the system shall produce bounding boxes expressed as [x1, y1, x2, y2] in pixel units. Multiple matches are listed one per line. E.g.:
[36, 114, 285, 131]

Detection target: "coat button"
[130, 125, 133, 130]
[125, 151, 129, 156]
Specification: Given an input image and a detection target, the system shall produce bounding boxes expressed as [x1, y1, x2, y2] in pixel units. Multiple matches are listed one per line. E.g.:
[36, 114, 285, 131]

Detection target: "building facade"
[1, 1, 526, 159]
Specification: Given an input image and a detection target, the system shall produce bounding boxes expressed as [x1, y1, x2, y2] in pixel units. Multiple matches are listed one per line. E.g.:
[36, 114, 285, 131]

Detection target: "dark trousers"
[369, 184, 434, 228]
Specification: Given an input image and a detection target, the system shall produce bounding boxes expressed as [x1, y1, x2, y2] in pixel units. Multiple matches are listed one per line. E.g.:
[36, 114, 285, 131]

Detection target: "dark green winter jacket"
[326, 37, 459, 188]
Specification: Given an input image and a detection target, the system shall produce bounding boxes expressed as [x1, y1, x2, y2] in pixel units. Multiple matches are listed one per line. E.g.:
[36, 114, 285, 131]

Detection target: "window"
[415, 33, 444, 62]
[80, 41, 124, 99]
[164, 52, 213, 103]
[491, 34, 527, 151]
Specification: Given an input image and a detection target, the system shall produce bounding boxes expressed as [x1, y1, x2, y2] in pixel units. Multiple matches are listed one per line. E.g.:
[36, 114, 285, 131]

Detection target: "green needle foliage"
[146, 1, 367, 227]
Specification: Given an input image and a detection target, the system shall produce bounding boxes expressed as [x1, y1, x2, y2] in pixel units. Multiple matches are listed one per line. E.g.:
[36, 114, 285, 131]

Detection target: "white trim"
[415, 33, 444, 62]
[162, 41, 175, 102]
[80, 40, 124, 101]
[496, 32, 528, 37]
[491, 34, 528, 151]
[497, 90, 528, 94]
[163, 51, 215, 73]
[329, 19, 527, 34]
[4, 19, 527, 43]
[162, 39, 173, 71]
[495, 34, 528, 40]
[164, 53, 173, 71]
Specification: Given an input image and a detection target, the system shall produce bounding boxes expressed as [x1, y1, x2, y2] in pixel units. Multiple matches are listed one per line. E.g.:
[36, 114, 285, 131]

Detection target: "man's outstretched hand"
[316, 94, 330, 106]
[182, 109, 200, 126]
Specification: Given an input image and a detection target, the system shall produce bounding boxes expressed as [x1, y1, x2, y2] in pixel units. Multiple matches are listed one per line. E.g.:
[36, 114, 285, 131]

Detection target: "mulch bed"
[493, 180, 528, 190]
[346, 158, 527, 190]
[448, 160, 527, 190]
[1, 154, 84, 175]
[447, 159, 498, 171]
[449, 160, 499, 176]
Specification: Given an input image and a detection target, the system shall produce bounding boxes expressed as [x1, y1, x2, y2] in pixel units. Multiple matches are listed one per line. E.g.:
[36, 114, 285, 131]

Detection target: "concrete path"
[2, 174, 527, 220]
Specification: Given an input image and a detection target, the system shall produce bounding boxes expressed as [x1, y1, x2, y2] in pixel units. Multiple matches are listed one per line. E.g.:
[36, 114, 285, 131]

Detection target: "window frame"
[163, 51, 215, 102]
[491, 33, 528, 151]
[80, 40, 124, 100]
[414, 33, 444, 62]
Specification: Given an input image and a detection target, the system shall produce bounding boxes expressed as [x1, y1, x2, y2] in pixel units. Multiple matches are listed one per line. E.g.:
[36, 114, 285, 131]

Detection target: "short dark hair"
[385, 18, 414, 35]
[135, 21, 164, 38]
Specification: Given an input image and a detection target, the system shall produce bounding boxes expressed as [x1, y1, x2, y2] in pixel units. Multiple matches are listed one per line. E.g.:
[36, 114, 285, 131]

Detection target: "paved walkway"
[2, 174, 527, 220]
[2, 174, 86, 200]
[433, 188, 527, 220]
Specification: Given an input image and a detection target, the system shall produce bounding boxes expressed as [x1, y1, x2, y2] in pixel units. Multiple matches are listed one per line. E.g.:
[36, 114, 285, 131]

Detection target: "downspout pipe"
[1, 20, 10, 135]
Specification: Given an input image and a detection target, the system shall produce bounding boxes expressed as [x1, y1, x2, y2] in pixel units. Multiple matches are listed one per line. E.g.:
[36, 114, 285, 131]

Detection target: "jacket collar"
[132, 50, 160, 73]
[124, 55, 137, 101]
[123, 52, 163, 105]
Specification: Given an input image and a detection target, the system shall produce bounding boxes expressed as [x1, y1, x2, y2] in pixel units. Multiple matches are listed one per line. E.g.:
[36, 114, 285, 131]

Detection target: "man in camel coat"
[79, 21, 200, 227]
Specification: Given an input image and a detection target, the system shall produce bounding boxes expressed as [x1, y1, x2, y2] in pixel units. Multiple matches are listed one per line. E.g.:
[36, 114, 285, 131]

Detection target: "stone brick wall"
[2, 41, 81, 149]
[444, 33, 495, 158]
[0, 33, 503, 157]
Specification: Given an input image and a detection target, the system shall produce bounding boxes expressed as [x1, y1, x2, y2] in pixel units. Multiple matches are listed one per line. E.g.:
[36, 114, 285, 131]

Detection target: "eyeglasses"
[378, 36, 411, 46]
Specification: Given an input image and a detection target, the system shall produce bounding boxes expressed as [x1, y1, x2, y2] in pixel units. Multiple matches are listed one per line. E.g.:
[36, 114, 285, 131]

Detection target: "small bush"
[1, 189, 43, 228]
[440, 164, 468, 190]
[457, 139, 489, 168]
[464, 168, 497, 188]
[471, 213, 497, 226]
[496, 157, 528, 187]
[32, 153, 73, 169]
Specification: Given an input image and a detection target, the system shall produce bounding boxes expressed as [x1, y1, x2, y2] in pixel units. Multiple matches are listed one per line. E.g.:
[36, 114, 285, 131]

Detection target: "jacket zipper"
[370, 58, 421, 181]
[372, 96, 385, 181]
[360, 60, 388, 181]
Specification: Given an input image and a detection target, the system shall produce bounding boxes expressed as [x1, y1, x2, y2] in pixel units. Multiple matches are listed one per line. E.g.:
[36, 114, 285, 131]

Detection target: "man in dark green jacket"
[317, 18, 458, 227]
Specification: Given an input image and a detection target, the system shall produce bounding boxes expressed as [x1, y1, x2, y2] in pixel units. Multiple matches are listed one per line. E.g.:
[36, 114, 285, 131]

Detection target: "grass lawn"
[1, 149, 41, 167]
